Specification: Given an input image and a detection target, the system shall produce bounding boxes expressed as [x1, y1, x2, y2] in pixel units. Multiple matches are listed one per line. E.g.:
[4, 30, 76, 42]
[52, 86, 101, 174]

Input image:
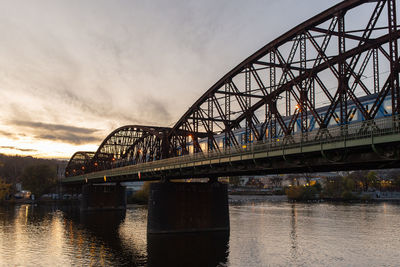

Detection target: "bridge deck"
[63, 116, 400, 184]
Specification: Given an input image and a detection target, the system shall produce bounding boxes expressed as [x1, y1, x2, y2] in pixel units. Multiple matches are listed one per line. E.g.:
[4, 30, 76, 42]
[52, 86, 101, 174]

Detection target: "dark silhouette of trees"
[270, 176, 283, 188]
[0, 154, 66, 185]
[229, 177, 240, 187]
[0, 177, 11, 200]
[20, 164, 57, 196]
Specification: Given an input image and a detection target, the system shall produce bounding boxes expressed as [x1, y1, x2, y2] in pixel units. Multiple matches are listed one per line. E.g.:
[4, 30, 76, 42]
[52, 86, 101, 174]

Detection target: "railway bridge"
[62, 0, 400, 234]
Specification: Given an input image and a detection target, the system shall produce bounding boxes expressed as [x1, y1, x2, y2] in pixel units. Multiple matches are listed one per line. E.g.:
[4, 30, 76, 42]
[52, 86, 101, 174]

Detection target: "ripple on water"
[0, 202, 399, 266]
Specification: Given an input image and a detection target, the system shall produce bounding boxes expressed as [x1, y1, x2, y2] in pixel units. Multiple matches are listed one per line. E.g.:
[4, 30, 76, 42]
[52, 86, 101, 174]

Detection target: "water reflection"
[2, 202, 400, 266]
[61, 207, 144, 266]
[147, 231, 229, 267]
[290, 203, 298, 260]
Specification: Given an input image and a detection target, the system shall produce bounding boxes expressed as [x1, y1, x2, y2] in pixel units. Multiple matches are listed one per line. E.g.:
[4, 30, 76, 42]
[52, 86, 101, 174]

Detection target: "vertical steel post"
[373, 48, 380, 95]
[388, 0, 399, 115]
[300, 33, 308, 135]
[338, 13, 348, 129]
[208, 96, 213, 151]
[245, 66, 251, 143]
[269, 51, 277, 139]
[225, 82, 231, 149]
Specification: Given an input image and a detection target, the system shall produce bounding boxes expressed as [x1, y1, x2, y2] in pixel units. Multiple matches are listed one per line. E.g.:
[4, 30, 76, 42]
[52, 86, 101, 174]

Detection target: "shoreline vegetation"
[284, 171, 400, 202]
[127, 181, 151, 204]
[1, 152, 400, 205]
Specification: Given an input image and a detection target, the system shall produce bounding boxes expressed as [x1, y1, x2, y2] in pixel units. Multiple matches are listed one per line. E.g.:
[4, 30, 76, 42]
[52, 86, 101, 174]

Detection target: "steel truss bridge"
[64, 0, 400, 184]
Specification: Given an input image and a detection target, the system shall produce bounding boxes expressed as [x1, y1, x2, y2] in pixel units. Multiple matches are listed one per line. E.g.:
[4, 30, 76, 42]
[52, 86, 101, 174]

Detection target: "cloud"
[0, 130, 16, 139]
[139, 96, 172, 123]
[10, 120, 98, 134]
[0, 146, 37, 152]
[0, 0, 343, 158]
[58, 89, 138, 124]
[36, 133, 103, 145]
[8, 120, 103, 145]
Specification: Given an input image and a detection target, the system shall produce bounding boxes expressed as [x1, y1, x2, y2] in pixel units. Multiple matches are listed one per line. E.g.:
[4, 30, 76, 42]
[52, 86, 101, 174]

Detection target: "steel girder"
[168, 0, 400, 154]
[66, 0, 400, 177]
[88, 125, 172, 172]
[65, 151, 95, 177]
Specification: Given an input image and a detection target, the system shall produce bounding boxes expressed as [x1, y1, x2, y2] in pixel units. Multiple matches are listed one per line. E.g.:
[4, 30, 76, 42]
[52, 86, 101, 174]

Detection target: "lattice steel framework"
[66, 0, 400, 177]
[168, 0, 400, 155]
[65, 126, 173, 176]
[65, 151, 95, 177]
[91, 125, 173, 171]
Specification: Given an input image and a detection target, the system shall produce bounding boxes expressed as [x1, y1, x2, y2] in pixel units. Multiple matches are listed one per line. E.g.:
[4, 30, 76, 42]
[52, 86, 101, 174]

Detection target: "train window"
[208, 139, 214, 151]
[384, 99, 392, 115]
[200, 142, 206, 151]
[328, 112, 340, 126]
[241, 133, 246, 144]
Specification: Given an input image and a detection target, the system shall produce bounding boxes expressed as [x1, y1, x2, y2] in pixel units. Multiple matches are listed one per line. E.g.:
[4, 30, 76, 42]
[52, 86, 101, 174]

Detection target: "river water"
[0, 198, 399, 266]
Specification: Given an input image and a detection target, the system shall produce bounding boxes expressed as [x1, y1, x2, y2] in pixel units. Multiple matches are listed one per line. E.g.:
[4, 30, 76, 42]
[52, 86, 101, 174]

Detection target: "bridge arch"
[65, 151, 95, 177]
[89, 125, 172, 172]
[169, 0, 400, 155]
[66, 0, 400, 177]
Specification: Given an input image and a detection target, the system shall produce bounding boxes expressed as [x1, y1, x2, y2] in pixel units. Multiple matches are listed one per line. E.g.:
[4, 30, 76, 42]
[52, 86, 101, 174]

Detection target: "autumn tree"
[0, 177, 11, 200]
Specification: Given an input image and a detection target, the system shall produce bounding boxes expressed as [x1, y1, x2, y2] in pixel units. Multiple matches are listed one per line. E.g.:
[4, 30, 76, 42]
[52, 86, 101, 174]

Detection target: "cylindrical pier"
[147, 182, 229, 234]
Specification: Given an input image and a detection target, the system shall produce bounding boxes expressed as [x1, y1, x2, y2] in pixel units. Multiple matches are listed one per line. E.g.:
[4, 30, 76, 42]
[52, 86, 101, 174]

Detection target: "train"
[178, 93, 392, 155]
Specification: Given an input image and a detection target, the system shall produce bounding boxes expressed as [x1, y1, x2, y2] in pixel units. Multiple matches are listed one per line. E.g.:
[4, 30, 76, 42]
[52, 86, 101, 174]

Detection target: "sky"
[0, 0, 342, 159]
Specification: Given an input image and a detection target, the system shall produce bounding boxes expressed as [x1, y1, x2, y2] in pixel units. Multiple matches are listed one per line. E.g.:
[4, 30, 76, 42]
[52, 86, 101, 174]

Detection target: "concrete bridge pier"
[80, 183, 126, 211]
[147, 179, 230, 234]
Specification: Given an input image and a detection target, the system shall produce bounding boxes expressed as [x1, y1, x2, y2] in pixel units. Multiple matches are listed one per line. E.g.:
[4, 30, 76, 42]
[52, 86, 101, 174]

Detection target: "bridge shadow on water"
[60, 206, 229, 267]
[60, 206, 144, 266]
[147, 231, 229, 267]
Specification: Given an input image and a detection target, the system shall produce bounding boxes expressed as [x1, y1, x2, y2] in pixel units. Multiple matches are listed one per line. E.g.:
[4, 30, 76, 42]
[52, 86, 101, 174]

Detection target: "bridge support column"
[147, 181, 229, 234]
[80, 183, 126, 211]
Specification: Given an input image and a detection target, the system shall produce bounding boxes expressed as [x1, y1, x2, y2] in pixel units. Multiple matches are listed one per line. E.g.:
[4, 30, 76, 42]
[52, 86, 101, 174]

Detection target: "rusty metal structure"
[169, 0, 400, 154]
[66, 126, 171, 176]
[66, 0, 400, 178]
[65, 151, 95, 177]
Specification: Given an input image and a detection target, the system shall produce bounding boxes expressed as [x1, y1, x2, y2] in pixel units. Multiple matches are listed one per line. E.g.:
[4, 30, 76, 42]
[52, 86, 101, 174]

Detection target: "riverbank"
[1, 198, 80, 206]
[229, 194, 287, 204]
[228, 192, 400, 205]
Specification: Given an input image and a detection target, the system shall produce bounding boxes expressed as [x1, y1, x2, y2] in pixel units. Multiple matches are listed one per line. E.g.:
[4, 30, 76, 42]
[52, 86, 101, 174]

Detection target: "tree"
[229, 177, 240, 187]
[0, 177, 11, 200]
[349, 170, 369, 191]
[322, 176, 343, 198]
[21, 164, 57, 196]
[342, 176, 355, 192]
[128, 181, 152, 204]
[270, 176, 283, 188]
[367, 171, 379, 190]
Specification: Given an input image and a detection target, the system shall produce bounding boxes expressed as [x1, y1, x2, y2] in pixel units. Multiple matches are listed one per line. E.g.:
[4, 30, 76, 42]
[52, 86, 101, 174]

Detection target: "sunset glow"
[0, 0, 343, 159]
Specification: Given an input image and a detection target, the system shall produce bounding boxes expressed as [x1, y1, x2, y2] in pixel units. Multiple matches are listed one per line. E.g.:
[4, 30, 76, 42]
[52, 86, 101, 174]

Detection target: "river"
[0, 197, 399, 266]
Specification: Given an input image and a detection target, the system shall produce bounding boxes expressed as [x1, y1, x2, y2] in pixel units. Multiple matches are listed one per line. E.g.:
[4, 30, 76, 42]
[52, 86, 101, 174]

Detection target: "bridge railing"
[126, 115, 400, 170]
[167, 114, 400, 161]
[66, 115, 400, 180]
